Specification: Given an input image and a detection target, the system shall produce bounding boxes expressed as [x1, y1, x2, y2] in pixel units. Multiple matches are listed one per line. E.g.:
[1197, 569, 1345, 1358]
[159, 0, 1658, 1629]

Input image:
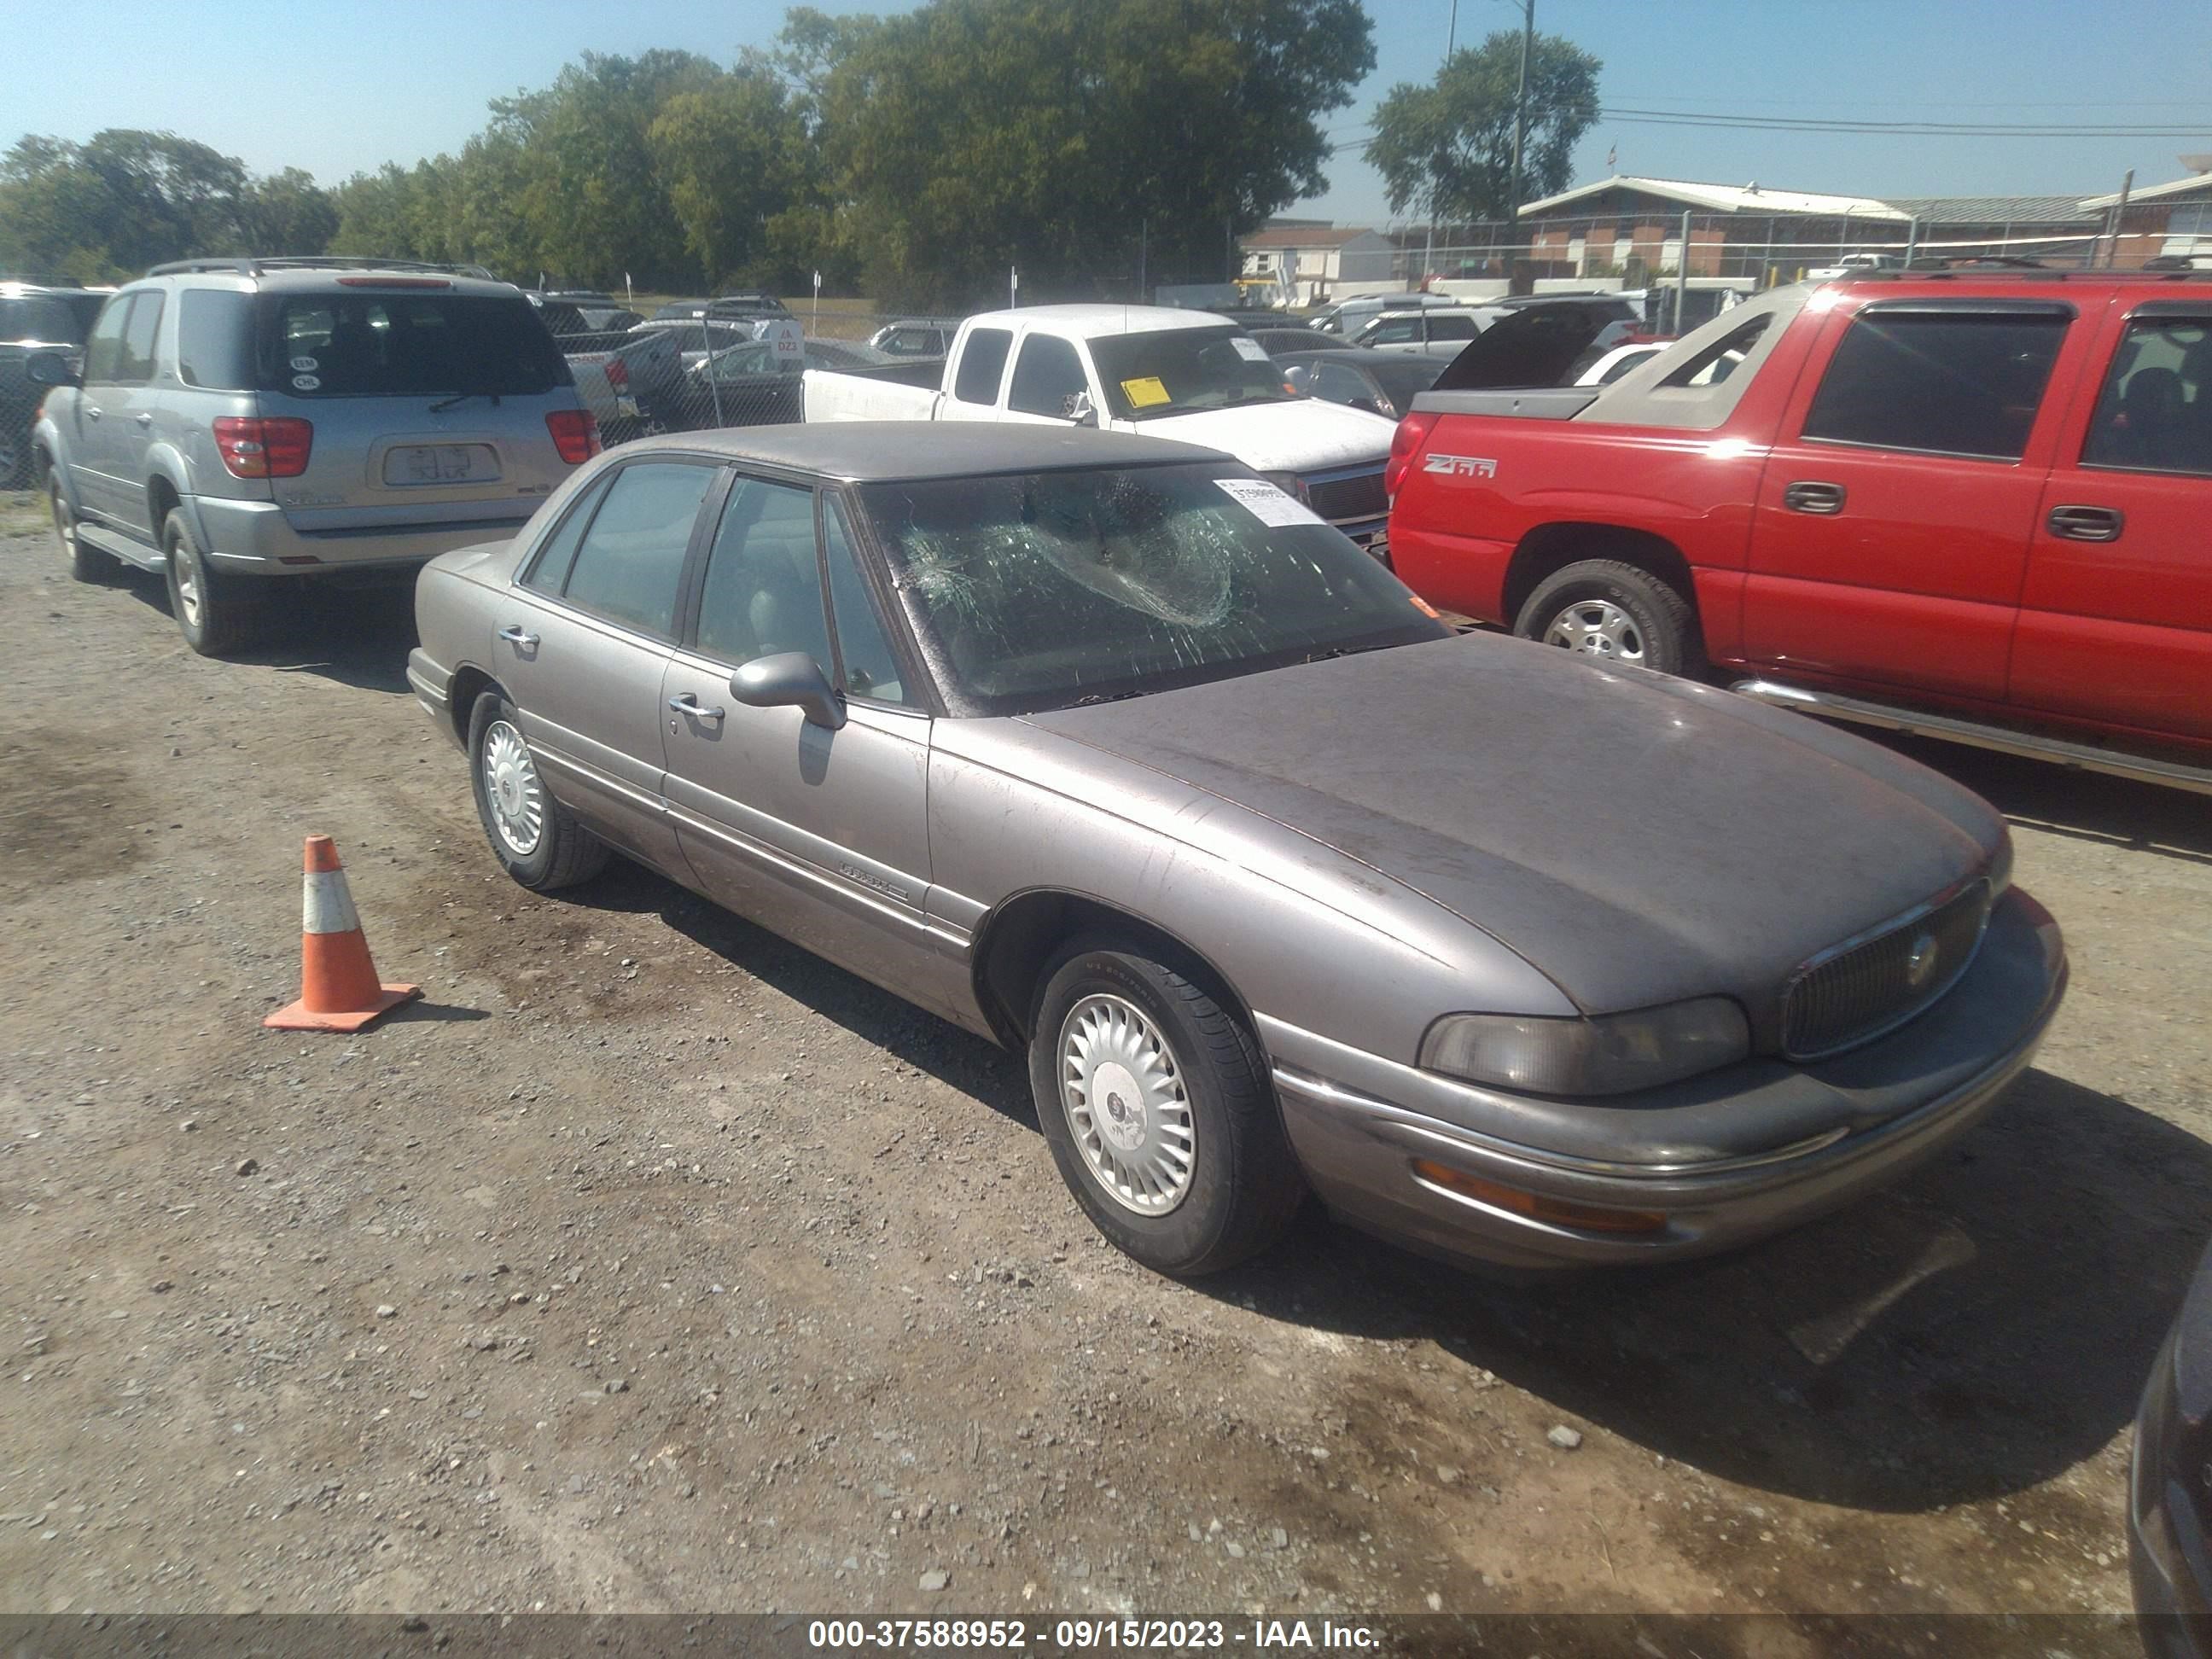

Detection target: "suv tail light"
[603, 357, 631, 393]
[1384, 411, 1439, 503]
[545, 409, 601, 465]
[212, 416, 312, 479]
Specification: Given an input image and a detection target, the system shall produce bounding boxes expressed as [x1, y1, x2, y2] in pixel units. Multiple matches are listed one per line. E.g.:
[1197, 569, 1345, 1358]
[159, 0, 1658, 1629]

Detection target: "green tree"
[648, 67, 812, 287]
[1367, 31, 1601, 223]
[0, 130, 254, 277]
[238, 166, 337, 255]
[329, 163, 426, 260]
[814, 0, 1374, 309]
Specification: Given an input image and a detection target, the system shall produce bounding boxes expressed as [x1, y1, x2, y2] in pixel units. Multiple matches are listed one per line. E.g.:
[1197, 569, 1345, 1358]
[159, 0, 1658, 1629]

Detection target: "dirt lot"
[1, 488, 2207, 1636]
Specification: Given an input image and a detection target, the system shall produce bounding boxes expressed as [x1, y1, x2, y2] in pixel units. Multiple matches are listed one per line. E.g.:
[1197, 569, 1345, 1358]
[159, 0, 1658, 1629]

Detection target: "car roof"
[965, 304, 1242, 340]
[637, 422, 1231, 482]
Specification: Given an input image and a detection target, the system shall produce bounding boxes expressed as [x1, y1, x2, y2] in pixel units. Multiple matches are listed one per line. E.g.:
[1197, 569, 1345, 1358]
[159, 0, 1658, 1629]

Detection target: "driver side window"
[1007, 335, 1089, 418]
[81, 295, 137, 385]
[694, 476, 834, 671]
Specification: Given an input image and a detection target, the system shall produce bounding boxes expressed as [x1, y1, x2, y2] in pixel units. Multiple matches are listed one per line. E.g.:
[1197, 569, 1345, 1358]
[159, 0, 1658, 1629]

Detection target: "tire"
[466, 690, 610, 891]
[162, 509, 261, 656]
[1027, 934, 1304, 1278]
[1514, 557, 1703, 677]
[49, 468, 106, 584]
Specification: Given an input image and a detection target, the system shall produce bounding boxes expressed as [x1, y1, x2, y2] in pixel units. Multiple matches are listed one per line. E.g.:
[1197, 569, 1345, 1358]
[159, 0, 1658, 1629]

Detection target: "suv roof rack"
[143, 256, 501, 282]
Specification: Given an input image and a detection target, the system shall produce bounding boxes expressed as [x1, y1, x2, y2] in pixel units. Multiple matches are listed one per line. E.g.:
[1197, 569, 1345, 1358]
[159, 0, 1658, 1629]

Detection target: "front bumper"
[1261, 888, 2067, 1271]
[195, 496, 532, 575]
[2130, 1334, 2212, 1656]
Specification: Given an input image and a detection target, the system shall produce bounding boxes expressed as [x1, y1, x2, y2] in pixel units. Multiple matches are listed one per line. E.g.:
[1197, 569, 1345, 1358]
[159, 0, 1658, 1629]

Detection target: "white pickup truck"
[802, 304, 1398, 557]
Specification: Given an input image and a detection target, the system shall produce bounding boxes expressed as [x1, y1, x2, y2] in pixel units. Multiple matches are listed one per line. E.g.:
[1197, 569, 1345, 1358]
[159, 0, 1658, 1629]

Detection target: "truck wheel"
[1515, 559, 1703, 677]
[467, 690, 610, 891]
[50, 469, 107, 584]
[1027, 935, 1305, 1278]
[162, 509, 261, 657]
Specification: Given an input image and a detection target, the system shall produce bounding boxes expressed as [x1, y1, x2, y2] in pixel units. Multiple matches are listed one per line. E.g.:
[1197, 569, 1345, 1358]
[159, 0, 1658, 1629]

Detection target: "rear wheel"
[1027, 935, 1304, 1278]
[1514, 558, 1703, 677]
[467, 690, 610, 890]
[163, 509, 261, 656]
[50, 469, 106, 584]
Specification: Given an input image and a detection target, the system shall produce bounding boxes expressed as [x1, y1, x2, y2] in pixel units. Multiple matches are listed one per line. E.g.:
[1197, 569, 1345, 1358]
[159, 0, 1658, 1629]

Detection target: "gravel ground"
[1, 488, 2206, 1632]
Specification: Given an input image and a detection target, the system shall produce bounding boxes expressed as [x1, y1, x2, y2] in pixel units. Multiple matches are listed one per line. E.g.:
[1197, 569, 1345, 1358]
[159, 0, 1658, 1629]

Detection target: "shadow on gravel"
[552, 858, 1036, 1126]
[119, 564, 418, 694]
[1210, 1065, 2212, 1512]
[382, 999, 492, 1025]
[1860, 730, 2212, 864]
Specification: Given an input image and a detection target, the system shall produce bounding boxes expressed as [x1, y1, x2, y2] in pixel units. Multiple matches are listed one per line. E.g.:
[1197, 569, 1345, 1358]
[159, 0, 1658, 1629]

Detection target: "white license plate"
[384, 444, 499, 486]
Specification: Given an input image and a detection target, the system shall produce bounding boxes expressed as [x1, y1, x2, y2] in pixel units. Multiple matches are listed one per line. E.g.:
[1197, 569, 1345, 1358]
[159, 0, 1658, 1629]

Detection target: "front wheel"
[1027, 937, 1304, 1278]
[163, 509, 261, 656]
[467, 690, 610, 891]
[50, 470, 106, 584]
[1514, 558, 1703, 677]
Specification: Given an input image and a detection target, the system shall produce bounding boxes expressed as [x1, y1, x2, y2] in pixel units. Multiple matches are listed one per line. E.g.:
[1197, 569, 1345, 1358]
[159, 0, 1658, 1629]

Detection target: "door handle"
[134, 412, 153, 428]
[668, 693, 725, 724]
[2046, 504, 2124, 543]
[84, 405, 102, 422]
[1783, 480, 1846, 515]
[497, 625, 539, 650]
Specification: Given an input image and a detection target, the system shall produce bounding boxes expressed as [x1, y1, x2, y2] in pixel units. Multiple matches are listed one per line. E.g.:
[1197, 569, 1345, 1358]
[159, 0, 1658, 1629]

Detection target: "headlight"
[1419, 998, 1750, 1097]
[1260, 470, 1307, 501]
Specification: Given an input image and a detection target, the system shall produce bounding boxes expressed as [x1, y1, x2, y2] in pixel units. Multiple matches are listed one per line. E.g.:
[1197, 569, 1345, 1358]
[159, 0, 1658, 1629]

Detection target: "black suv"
[3, 282, 111, 486]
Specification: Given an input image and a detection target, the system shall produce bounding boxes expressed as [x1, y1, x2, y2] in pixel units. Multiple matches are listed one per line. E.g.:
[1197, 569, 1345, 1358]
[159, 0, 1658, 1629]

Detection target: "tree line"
[0, 0, 1377, 309]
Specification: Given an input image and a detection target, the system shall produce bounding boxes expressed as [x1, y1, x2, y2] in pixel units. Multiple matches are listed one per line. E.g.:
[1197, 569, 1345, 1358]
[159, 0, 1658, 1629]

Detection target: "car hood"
[1016, 634, 2003, 1019]
[1126, 398, 1395, 473]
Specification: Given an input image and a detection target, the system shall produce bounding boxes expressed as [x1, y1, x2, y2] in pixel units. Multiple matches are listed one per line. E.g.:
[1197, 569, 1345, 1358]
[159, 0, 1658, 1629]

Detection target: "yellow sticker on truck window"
[1121, 376, 1171, 409]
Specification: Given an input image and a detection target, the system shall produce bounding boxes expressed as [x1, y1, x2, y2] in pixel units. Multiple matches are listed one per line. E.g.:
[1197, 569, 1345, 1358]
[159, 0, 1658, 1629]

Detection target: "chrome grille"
[1306, 469, 1387, 524]
[1781, 880, 1992, 1059]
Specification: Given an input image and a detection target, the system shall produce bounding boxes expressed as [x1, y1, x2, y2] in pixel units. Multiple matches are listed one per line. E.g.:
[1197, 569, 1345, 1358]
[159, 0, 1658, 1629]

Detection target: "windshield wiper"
[1294, 642, 1399, 666]
[1063, 690, 1148, 707]
[429, 388, 503, 413]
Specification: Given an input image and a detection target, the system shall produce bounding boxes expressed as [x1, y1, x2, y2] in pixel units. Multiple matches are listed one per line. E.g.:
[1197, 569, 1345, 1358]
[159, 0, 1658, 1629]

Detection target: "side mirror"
[1283, 365, 1310, 393]
[731, 651, 846, 731]
[26, 350, 78, 389]
[1067, 390, 1098, 428]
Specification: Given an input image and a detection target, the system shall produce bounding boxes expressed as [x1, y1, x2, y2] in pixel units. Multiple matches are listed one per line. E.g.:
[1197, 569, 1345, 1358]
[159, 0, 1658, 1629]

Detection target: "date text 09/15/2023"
[805, 1618, 1384, 1650]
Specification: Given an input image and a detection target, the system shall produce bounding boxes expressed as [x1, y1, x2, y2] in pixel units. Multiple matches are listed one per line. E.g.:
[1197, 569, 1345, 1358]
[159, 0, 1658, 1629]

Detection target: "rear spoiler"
[1409, 388, 1600, 421]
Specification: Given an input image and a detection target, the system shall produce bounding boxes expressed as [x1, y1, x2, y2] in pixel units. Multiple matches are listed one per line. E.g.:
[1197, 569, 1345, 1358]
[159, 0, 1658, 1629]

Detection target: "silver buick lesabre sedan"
[409, 423, 2066, 1278]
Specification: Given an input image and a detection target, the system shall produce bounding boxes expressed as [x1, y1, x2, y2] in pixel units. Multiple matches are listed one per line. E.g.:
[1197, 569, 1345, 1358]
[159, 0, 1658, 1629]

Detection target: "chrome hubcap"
[1544, 598, 1644, 665]
[482, 719, 544, 856]
[1060, 994, 1195, 1216]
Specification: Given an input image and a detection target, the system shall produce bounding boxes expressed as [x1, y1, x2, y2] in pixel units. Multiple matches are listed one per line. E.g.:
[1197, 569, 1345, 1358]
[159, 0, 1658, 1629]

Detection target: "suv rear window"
[0, 295, 82, 345]
[259, 293, 567, 399]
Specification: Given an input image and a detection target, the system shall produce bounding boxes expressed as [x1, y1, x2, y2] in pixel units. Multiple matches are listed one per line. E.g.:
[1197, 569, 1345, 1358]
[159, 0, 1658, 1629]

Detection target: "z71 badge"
[1423, 453, 1498, 479]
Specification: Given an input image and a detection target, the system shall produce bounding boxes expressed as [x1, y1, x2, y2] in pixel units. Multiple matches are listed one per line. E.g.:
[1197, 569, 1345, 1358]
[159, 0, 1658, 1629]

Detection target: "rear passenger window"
[177, 291, 256, 389]
[693, 477, 830, 668]
[557, 463, 714, 637]
[521, 474, 613, 597]
[953, 329, 1013, 405]
[2081, 314, 2212, 476]
[116, 294, 165, 384]
[1802, 309, 2068, 461]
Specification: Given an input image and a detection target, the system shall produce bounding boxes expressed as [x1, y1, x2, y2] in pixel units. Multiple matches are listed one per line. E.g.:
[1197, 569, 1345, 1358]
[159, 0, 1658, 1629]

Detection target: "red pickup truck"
[1383, 271, 2212, 792]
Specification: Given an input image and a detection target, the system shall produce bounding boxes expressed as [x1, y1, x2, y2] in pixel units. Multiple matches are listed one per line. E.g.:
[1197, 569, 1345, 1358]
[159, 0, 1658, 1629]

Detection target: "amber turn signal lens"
[1412, 1160, 1668, 1236]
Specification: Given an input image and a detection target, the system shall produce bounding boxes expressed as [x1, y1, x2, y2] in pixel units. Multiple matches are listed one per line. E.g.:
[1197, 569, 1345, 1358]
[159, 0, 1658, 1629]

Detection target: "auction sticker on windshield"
[1121, 375, 1171, 409]
[1214, 478, 1324, 527]
[1230, 336, 1269, 362]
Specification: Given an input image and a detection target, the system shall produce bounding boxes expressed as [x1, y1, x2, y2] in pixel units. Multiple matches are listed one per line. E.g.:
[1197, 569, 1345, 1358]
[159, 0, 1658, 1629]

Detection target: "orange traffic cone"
[264, 835, 422, 1033]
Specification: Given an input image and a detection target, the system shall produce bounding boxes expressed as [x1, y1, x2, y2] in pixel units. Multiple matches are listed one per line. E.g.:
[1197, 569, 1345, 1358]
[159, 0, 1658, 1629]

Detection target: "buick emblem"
[1903, 932, 1941, 990]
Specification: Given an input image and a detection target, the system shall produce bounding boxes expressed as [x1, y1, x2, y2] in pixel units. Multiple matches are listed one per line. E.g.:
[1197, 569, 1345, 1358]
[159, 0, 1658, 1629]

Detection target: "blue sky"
[4, 0, 2208, 224]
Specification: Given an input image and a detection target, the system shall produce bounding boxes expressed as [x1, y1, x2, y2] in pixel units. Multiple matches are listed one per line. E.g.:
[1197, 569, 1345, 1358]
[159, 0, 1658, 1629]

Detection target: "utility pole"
[1508, 0, 1534, 259]
[2104, 169, 2135, 268]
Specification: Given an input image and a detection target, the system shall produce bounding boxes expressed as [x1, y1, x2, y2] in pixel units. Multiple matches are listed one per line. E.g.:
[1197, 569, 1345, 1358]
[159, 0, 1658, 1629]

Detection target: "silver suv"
[30, 257, 599, 655]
